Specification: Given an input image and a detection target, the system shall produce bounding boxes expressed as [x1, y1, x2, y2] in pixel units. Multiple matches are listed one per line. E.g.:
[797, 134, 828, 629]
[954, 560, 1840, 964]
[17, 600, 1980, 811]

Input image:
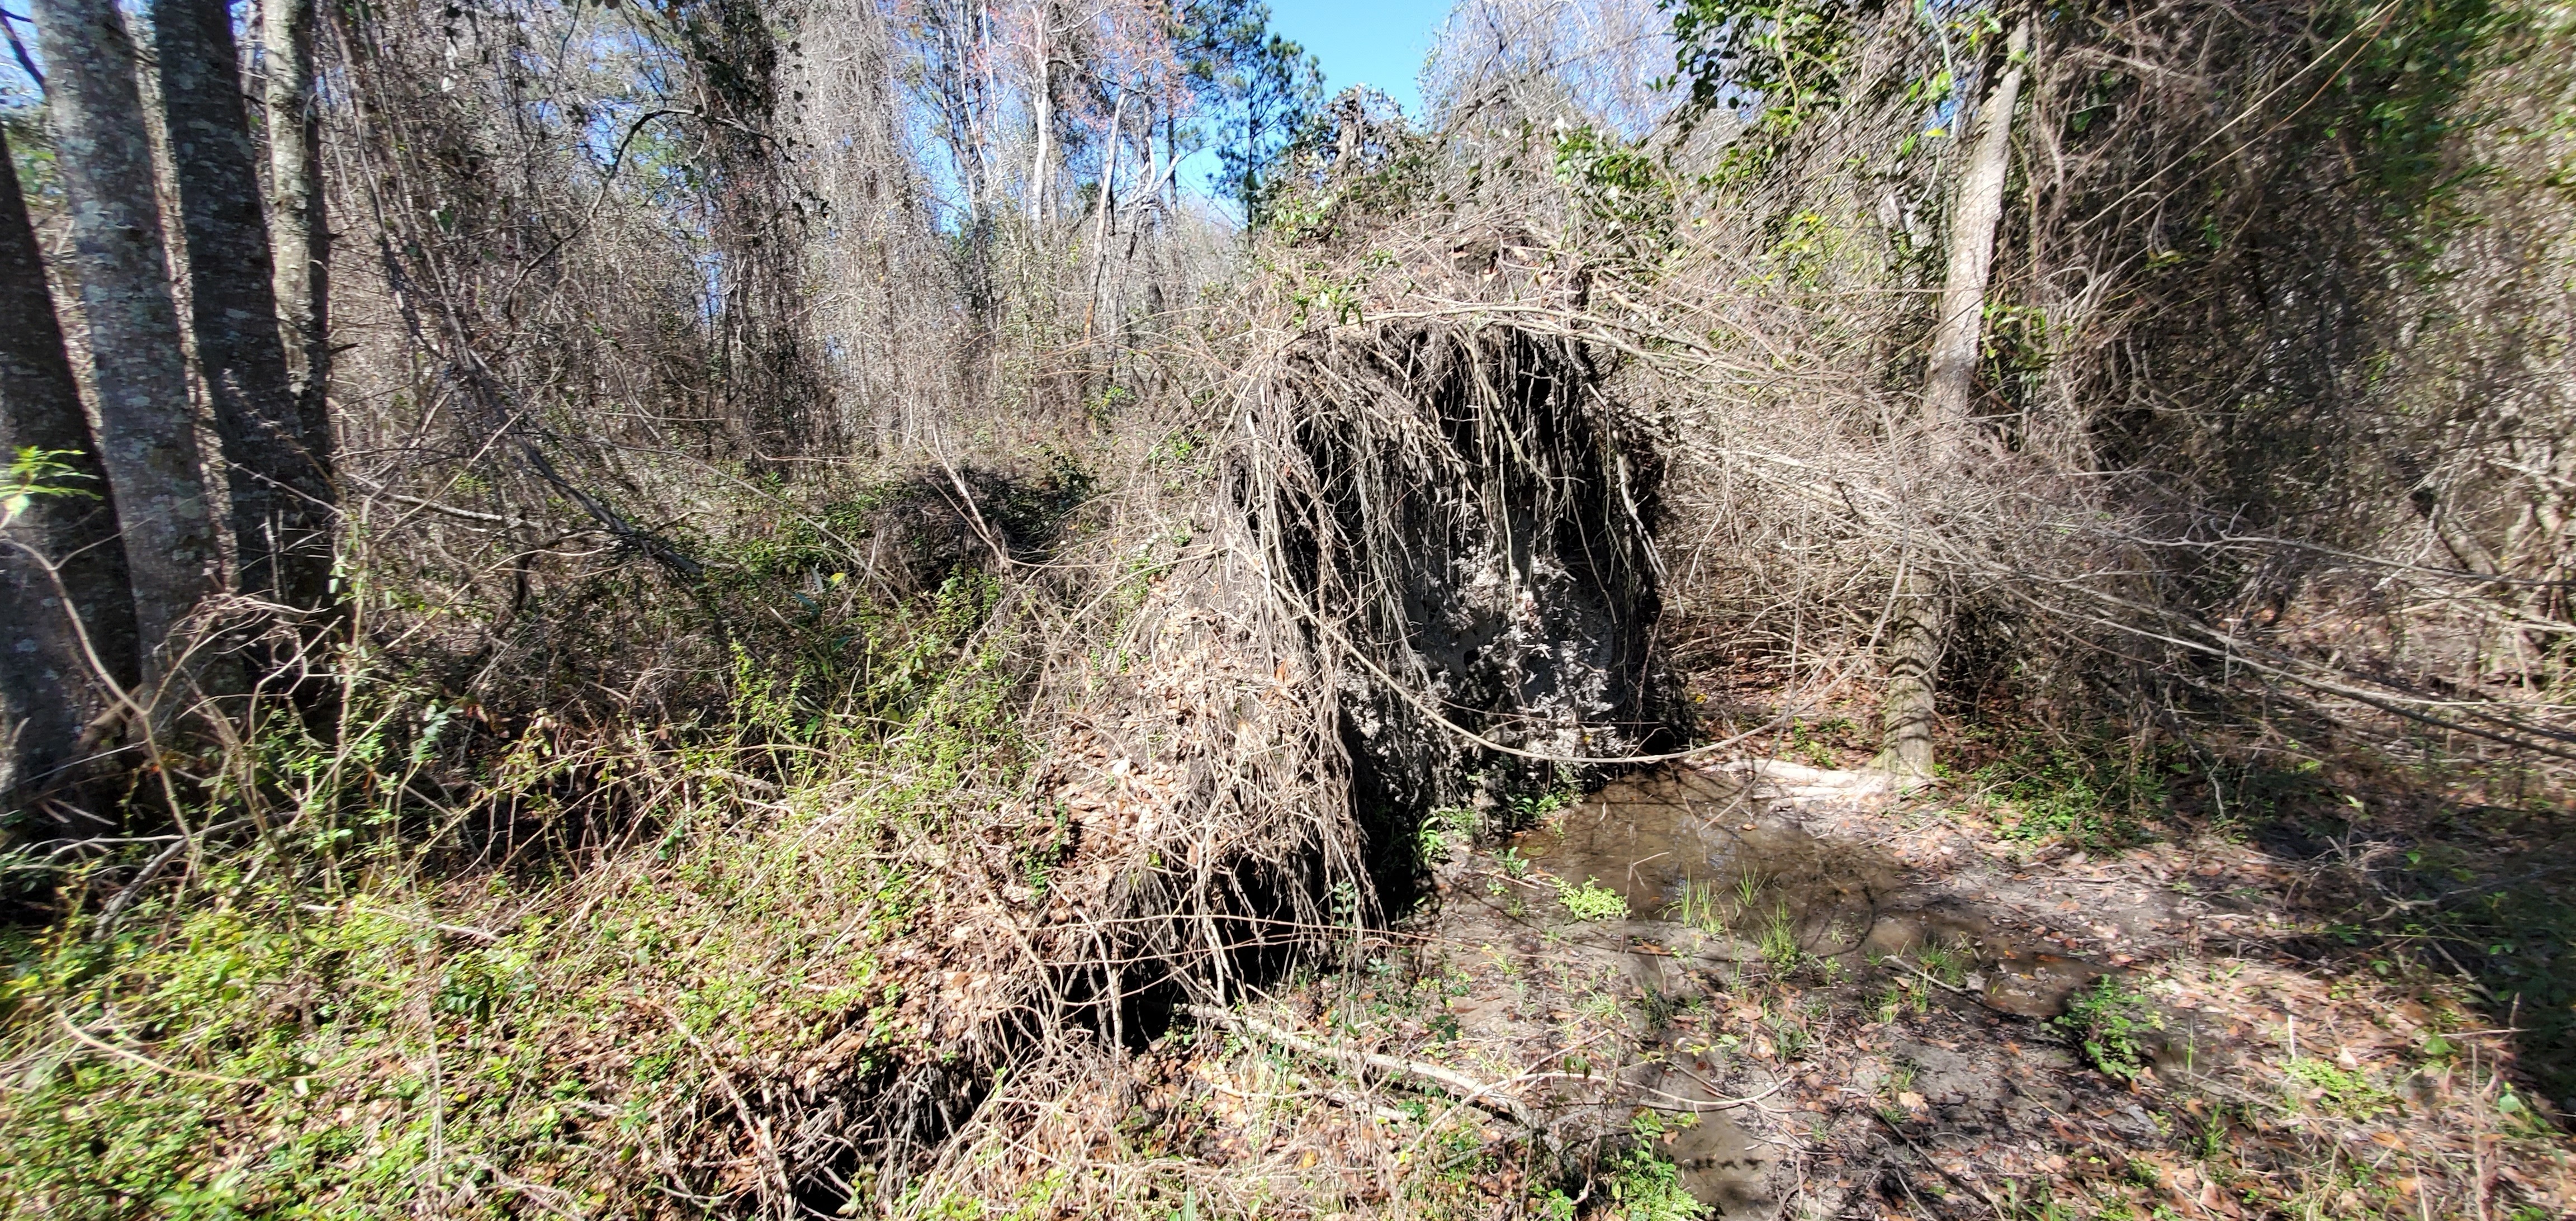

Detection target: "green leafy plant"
[1552, 124, 1675, 259]
[1, 446, 99, 522]
[1668, 0, 1864, 179]
[2058, 976, 2165, 1081]
[1556, 876, 1631, 921]
[1507, 777, 1580, 825]
[2284, 1057, 2396, 1119]
[1598, 1111, 1711, 1220]
[1770, 1014, 1811, 1060]
[1416, 805, 1479, 867]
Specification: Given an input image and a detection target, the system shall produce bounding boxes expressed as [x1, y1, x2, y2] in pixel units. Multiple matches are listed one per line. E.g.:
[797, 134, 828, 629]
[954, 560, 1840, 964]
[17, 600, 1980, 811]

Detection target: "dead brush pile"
[888, 309, 1676, 1209]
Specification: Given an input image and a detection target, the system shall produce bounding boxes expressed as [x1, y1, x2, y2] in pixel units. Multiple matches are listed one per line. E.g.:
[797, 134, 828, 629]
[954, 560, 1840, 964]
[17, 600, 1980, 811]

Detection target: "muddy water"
[1509, 765, 1902, 958]
[1508, 765, 2105, 1008]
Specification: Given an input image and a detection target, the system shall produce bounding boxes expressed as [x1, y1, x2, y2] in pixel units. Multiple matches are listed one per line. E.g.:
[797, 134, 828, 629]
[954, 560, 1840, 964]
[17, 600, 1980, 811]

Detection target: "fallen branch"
[58, 1011, 261, 1088]
[1883, 956, 1983, 1000]
[1523, 1067, 1788, 1113]
[1181, 1003, 1540, 1130]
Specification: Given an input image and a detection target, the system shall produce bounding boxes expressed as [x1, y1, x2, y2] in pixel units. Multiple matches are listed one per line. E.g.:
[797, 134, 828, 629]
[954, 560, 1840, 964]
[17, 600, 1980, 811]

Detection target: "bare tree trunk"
[1875, 15, 2030, 788]
[1918, 16, 2031, 460]
[1, 125, 140, 811]
[263, 0, 332, 456]
[1030, 14, 1052, 228]
[1084, 84, 1124, 339]
[31, 0, 221, 669]
[157, 0, 337, 616]
[674, 0, 824, 457]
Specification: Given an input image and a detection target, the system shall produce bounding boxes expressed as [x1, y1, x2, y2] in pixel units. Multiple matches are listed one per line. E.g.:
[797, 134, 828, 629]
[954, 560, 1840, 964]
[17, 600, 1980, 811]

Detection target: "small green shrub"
[1507, 779, 1580, 825]
[1416, 806, 1479, 867]
[1555, 877, 1630, 921]
[2058, 976, 2165, 1081]
[1598, 1111, 1711, 1220]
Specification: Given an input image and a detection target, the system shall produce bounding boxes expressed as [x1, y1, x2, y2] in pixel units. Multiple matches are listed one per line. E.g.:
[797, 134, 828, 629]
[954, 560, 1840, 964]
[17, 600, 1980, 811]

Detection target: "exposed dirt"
[1118, 761, 2576, 1217]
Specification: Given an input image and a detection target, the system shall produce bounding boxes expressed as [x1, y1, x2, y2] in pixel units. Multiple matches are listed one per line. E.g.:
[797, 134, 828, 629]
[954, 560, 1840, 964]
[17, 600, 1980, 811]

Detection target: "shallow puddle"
[1421, 764, 2154, 1213]
[1509, 765, 1900, 956]
[1502, 764, 2104, 1016]
[1632, 1060, 1778, 1217]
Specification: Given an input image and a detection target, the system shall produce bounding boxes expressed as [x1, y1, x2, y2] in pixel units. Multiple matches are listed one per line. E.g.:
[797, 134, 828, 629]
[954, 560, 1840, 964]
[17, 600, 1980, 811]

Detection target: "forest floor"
[1110, 755, 2576, 1219]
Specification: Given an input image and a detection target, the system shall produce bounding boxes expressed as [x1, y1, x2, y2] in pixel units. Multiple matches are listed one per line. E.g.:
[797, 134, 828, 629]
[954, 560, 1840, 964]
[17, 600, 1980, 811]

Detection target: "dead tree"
[1874, 14, 2030, 787]
[31, 0, 221, 673]
[157, 0, 338, 616]
[0, 125, 140, 811]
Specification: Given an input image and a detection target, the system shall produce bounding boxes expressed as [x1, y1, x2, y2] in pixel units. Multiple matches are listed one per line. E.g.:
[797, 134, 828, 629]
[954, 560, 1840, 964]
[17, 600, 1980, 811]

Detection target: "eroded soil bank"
[1114, 763, 2575, 1218]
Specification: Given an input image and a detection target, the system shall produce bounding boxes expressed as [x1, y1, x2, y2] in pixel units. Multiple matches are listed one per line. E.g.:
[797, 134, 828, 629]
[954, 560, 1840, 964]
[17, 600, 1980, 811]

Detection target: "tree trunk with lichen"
[0, 125, 141, 812]
[31, 0, 221, 678]
[1874, 15, 2029, 788]
[157, 0, 337, 616]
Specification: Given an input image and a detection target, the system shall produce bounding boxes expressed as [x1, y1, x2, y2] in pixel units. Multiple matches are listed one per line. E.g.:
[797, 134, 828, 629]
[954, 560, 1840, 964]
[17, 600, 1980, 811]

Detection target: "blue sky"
[1176, 0, 1453, 205]
[1267, 0, 1456, 117]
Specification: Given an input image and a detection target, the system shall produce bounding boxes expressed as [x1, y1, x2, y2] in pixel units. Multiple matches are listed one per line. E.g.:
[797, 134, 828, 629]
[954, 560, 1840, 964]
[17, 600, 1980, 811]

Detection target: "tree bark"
[31, 0, 221, 670]
[0, 124, 140, 811]
[1875, 15, 2030, 788]
[263, 0, 332, 458]
[157, 0, 336, 614]
[1872, 564, 1949, 786]
[1917, 16, 2032, 461]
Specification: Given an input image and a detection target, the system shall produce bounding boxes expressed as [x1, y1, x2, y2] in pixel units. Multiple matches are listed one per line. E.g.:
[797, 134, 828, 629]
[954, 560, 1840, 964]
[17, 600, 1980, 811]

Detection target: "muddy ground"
[1110, 762, 2576, 1219]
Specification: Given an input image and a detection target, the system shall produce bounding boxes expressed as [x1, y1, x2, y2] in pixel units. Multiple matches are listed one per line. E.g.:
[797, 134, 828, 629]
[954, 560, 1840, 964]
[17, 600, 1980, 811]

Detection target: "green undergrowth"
[1967, 729, 2179, 849]
[1, 803, 926, 1217]
[1554, 877, 1630, 922]
[1533, 1111, 1706, 1221]
[0, 727, 983, 1218]
[2330, 789, 2576, 1104]
[0, 561, 1034, 1217]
